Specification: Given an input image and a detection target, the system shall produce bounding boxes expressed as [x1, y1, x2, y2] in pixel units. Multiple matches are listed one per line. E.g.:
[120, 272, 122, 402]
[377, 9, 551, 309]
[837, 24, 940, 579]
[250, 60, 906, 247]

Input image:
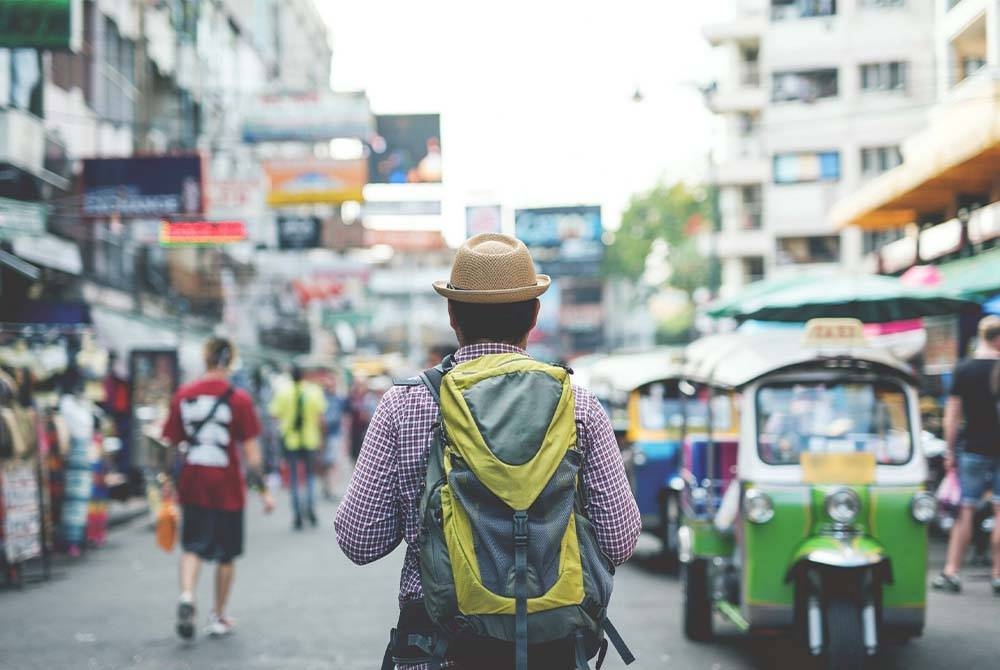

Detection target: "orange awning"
[831, 74, 1000, 231]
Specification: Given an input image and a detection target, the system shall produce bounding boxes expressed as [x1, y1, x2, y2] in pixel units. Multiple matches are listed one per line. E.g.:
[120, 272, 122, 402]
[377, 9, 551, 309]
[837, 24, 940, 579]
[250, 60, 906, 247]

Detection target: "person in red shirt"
[162, 337, 274, 640]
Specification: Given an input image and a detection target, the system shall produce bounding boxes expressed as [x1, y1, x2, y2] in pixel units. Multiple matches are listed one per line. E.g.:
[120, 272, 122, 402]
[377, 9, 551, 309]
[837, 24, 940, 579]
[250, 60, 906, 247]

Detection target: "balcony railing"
[740, 62, 761, 87]
[771, 1, 836, 21]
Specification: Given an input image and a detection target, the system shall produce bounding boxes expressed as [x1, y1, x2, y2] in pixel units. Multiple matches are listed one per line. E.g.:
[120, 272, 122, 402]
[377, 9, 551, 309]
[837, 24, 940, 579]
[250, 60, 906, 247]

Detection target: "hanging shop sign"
[0, 196, 46, 239]
[82, 155, 204, 218]
[276, 215, 322, 250]
[466, 205, 502, 237]
[264, 158, 367, 206]
[2, 461, 43, 564]
[158, 220, 247, 246]
[0, 0, 77, 50]
[515, 205, 605, 276]
[242, 91, 373, 143]
[12, 233, 82, 275]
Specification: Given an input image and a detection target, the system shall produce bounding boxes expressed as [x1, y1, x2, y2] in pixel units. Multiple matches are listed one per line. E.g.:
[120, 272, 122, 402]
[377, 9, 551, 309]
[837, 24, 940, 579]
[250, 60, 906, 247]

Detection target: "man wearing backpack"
[335, 233, 641, 670]
[270, 365, 327, 529]
[162, 337, 274, 640]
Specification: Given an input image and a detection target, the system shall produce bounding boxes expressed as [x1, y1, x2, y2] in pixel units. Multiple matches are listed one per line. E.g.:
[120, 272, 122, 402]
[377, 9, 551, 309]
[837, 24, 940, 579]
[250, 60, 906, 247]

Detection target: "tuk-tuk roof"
[584, 348, 686, 398]
[684, 330, 916, 389]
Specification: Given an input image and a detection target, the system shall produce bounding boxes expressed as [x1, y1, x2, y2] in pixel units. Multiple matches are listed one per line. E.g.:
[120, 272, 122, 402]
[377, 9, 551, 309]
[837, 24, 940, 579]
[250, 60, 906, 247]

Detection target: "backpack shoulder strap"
[394, 354, 456, 408]
[187, 386, 234, 443]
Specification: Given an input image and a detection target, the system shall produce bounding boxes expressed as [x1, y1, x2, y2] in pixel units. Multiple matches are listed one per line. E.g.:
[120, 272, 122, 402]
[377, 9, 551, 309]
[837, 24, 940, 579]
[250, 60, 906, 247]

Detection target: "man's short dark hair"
[449, 299, 538, 345]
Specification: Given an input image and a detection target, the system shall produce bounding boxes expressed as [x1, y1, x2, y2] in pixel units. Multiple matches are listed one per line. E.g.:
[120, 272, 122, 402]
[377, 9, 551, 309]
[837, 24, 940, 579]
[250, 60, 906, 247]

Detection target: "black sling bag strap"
[186, 386, 234, 445]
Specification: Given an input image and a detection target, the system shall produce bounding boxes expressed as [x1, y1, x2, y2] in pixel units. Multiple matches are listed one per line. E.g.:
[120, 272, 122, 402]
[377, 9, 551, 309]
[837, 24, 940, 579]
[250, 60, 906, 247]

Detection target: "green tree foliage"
[604, 183, 712, 294]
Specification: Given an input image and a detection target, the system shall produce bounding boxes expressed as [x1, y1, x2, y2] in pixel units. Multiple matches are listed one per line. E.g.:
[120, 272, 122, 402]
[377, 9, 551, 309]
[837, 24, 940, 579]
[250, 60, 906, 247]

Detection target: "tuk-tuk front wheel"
[682, 558, 713, 641]
[825, 595, 865, 670]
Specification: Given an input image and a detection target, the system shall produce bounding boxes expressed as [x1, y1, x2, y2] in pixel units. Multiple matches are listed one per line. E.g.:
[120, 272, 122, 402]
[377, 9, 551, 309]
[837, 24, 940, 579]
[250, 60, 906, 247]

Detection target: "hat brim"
[433, 275, 551, 304]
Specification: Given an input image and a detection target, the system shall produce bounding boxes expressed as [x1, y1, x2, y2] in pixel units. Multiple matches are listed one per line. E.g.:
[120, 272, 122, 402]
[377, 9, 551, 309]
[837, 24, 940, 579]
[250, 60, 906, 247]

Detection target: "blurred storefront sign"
[276, 215, 321, 250]
[364, 228, 448, 252]
[264, 158, 366, 205]
[12, 233, 82, 275]
[0, 196, 46, 238]
[918, 218, 962, 261]
[362, 200, 442, 216]
[368, 114, 442, 184]
[158, 220, 247, 246]
[242, 91, 373, 143]
[82, 155, 204, 217]
[466, 205, 502, 237]
[968, 203, 1000, 244]
[0, 107, 45, 176]
[879, 235, 916, 274]
[207, 179, 263, 217]
[923, 315, 959, 375]
[0, 0, 78, 50]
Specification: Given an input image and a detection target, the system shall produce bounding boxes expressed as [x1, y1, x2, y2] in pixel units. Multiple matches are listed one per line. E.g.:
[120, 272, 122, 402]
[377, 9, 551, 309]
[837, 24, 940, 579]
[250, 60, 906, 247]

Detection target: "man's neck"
[204, 369, 229, 381]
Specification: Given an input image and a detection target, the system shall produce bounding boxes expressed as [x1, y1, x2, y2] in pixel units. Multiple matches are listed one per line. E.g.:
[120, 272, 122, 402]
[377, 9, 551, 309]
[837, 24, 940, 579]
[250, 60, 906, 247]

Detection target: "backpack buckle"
[513, 511, 529, 547]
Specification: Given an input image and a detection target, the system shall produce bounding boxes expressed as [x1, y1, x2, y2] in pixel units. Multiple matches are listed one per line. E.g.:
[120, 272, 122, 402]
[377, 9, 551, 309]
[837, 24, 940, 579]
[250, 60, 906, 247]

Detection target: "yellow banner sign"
[264, 158, 367, 206]
[801, 452, 877, 485]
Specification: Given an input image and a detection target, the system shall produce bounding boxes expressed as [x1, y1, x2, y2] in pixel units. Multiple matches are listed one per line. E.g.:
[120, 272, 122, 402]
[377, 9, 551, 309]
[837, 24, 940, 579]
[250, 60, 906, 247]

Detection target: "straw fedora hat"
[433, 233, 551, 304]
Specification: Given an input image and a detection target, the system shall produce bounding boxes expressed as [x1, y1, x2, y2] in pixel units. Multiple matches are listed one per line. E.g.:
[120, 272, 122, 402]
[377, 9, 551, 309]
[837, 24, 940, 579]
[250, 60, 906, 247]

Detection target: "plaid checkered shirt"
[334, 343, 641, 669]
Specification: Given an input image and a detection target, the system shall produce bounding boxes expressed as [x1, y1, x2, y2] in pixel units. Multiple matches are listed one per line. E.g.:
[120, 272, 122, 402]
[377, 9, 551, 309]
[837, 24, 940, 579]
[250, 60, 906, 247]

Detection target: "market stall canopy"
[935, 247, 1000, 299]
[830, 73, 1000, 231]
[732, 274, 977, 323]
[704, 274, 824, 318]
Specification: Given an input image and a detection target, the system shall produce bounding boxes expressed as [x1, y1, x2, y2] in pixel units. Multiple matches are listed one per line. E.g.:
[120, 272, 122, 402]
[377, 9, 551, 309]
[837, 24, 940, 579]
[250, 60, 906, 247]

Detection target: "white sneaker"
[206, 612, 236, 637]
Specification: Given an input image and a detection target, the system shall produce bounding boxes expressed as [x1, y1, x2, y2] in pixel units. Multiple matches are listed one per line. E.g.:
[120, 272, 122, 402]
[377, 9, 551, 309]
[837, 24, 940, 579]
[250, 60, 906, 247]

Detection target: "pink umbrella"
[900, 264, 943, 287]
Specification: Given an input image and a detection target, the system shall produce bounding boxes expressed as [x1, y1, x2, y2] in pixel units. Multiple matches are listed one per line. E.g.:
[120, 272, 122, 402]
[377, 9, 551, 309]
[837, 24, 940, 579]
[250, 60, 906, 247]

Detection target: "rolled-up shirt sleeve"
[578, 391, 641, 566]
[334, 388, 404, 565]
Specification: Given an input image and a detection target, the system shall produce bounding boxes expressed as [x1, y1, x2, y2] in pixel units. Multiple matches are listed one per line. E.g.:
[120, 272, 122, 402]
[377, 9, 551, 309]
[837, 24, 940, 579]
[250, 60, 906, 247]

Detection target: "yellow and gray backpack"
[407, 353, 634, 670]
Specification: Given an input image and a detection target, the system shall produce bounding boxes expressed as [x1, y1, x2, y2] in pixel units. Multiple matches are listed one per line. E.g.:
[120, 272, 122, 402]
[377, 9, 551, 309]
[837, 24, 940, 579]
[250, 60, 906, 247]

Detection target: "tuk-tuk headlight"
[911, 492, 936, 524]
[743, 488, 774, 524]
[825, 489, 861, 525]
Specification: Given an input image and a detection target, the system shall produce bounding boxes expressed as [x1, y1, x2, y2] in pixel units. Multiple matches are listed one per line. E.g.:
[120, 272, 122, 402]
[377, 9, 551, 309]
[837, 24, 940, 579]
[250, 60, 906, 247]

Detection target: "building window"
[859, 0, 905, 7]
[99, 16, 137, 126]
[741, 185, 763, 230]
[776, 236, 841, 265]
[962, 56, 986, 79]
[740, 47, 760, 87]
[772, 69, 838, 102]
[861, 146, 902, 176]
[744, 257, 765, 283]
[771, 0, 837, 20]
[860, 62, 907, 92]
[773, 151, 840, 184]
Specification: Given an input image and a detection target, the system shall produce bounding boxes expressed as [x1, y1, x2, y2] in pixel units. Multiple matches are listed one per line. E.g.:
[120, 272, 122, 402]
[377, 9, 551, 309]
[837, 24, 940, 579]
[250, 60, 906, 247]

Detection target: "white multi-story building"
[703, 0, 938, 296]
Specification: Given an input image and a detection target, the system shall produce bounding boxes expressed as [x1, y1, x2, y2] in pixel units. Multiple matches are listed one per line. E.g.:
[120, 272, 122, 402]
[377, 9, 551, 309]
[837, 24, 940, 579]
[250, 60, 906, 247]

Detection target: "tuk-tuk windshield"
[757, 380, 912, 466]
[637, 382, 684, 431]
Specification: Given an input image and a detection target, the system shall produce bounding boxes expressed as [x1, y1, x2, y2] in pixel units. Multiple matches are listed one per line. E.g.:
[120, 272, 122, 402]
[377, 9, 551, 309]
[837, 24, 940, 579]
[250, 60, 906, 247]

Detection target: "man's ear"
[447, 300, 461, 338]
[530, 299, 540, 331]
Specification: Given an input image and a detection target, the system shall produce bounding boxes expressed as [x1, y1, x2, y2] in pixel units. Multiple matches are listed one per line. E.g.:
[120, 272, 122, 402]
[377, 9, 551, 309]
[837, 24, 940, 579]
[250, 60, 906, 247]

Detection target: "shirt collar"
[453, 342, 529, 363]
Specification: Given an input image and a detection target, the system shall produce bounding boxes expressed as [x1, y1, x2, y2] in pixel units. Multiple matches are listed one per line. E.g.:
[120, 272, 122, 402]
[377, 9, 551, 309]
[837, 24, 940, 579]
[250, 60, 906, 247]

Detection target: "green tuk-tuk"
[678, 319, 935, 669]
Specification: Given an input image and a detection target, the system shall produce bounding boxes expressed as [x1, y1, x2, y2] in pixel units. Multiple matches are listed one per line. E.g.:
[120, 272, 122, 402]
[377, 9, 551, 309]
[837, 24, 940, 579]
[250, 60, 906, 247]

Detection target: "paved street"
[1, 495, 997, 670]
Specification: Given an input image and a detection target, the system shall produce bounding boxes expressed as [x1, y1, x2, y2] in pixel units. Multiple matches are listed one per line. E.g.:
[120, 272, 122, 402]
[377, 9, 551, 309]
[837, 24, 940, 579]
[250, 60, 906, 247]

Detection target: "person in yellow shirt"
[270, 366, 327, 529]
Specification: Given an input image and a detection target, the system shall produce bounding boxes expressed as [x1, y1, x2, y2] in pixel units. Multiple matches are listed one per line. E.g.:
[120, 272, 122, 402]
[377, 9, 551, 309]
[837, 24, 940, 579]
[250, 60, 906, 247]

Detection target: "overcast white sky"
[318, 0, 727, 244]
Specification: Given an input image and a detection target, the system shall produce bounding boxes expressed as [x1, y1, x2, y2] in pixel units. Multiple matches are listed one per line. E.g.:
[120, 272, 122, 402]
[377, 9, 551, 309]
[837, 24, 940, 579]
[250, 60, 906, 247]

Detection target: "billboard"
[0, 0, 74, 50]
[368, 114, 442, 184]
[82, 155, 204, 218]
[276, 215, 321, 250]
[466, 205, 502, 237]
[514, 205, 604, 272]
[159, 220, 247, 246]
[264, 158, 367, 206]
[242, 91, 373, 143]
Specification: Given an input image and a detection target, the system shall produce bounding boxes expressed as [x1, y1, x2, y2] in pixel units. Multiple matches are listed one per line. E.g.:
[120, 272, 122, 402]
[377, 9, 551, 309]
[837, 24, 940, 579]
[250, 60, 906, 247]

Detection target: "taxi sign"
[801, 452, 876, 485]
[802, 318, 868, 348]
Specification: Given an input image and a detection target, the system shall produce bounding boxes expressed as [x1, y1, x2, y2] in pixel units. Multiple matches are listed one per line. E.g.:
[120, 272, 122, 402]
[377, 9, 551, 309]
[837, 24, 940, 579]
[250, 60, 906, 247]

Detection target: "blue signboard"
[81, 155, 204, 217]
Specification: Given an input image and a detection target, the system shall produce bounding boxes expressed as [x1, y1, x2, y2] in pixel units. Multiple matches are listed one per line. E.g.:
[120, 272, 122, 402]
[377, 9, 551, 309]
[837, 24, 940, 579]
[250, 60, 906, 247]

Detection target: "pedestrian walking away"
[270, 365, 327, 529]
[932, 315, 1000, 596]
[320, 374, 348, 500]
[161, 336, 275, 641]
[335, 233, 642, 670]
